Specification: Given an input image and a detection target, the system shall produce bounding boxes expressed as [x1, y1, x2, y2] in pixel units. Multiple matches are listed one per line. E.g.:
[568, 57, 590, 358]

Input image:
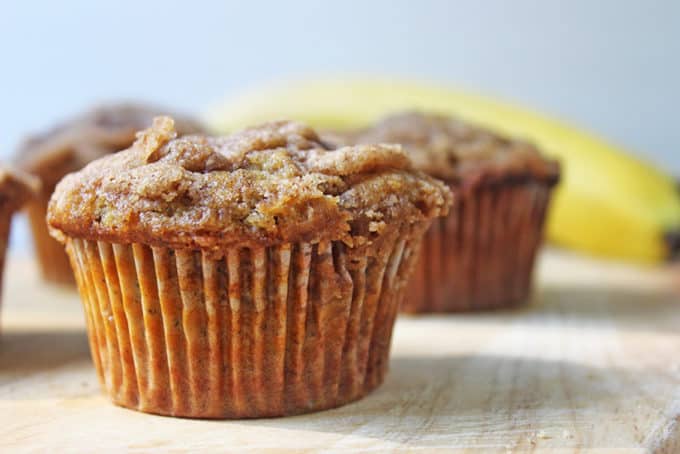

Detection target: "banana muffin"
[345, 112, 560, 312]
[0, 167, 40, 310]
[47, 117, 451, 418]
[15, 103, 204, 285]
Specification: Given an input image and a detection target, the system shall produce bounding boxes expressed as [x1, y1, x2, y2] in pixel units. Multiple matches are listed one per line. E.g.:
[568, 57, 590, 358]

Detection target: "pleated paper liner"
[65, 225, 423, 418]
[403, 181, 554, 313]
[0, 207, 11, 312]
[27, 194, 75, 285]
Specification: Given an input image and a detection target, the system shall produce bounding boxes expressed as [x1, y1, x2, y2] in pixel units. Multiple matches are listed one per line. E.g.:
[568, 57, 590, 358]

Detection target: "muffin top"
[48, 117, 452, 250]
[343, 112, 560, 186]
[15, 103, 204, 189]
[0, 167, 40, 212]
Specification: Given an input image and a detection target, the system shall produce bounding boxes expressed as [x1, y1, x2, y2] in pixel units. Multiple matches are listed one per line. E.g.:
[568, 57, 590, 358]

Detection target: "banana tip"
[665, 230, 680, 261]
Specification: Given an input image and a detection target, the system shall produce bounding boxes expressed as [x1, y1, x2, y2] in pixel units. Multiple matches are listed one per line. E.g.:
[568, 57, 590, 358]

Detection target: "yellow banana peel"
[206, 78, 680, 263]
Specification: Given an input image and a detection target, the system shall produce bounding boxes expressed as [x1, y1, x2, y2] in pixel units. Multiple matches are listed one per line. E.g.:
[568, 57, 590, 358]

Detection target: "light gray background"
[2, 0, 679, 250]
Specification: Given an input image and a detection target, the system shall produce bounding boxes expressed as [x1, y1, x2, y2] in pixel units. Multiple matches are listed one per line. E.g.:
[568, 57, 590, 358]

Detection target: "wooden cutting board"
[1, 250, 679, 453]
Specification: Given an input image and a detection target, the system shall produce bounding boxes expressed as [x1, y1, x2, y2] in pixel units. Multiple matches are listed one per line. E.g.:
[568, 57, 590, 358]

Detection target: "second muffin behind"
[342, 112, 560, 312]
[15, 103, 204, 285]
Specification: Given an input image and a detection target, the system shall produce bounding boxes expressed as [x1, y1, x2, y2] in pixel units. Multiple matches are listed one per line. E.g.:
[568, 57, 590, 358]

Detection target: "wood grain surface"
[0, 250, 679, 453]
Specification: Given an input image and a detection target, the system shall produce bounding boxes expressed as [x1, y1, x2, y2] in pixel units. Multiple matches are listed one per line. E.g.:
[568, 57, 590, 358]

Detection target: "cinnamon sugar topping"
[344, 111, 560, 185]
[48, 118, 452, 250]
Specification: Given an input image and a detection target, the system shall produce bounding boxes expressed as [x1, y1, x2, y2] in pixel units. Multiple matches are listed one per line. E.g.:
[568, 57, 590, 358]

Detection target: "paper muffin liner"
[64, 225, 423, 418]
[403, 181, 554, 313]
[0, 207, 11, 312]
[27, 194, 75, 285]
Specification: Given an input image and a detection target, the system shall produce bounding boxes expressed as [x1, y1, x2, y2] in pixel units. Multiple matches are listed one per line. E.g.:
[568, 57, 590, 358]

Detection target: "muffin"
[47, 117, 451, 418]
[15, 103, 204, 285]
[0, 167, 40, 309]
[344, 112, 560, 312]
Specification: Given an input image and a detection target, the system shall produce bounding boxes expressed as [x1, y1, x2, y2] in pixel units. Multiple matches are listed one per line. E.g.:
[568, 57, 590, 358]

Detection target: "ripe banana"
[205, 78, 680, 263]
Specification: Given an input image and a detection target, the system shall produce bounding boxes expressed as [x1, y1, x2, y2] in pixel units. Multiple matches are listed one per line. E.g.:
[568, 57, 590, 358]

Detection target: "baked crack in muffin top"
[343, 111, 560, 186]
[48, 117, 452, 250]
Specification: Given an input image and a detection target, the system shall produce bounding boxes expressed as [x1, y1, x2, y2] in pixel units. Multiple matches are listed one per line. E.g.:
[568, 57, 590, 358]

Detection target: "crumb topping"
[48, 117, 452, 249]
[343, 111, 560, 185]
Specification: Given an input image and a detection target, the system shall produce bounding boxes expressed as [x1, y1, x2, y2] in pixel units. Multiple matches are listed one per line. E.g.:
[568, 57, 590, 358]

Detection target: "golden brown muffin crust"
[48, 117, 452, 250]
[344, 111, 560, 185]
[0, 167, 40, 211]
[15, 103, 204, 188]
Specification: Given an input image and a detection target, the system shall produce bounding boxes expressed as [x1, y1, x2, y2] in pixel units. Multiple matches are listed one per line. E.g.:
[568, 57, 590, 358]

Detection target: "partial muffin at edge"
[0, 167, 40, 311]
